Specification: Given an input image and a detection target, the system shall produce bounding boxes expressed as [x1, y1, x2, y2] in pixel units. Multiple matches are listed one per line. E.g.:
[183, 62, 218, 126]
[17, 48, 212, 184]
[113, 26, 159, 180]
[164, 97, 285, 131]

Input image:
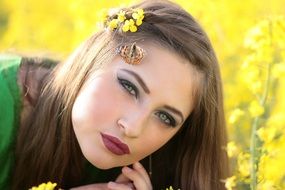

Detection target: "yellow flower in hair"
[137, 9, 144, 15]
[132, 8, 145, 26]
[122, 19, 137, 32]
[117, 10, 126, 22]
[136, 9, 145, 19]
[136, 19, 143, 26]
[130, 25, 138, 32]
[108, 19, 119, 30]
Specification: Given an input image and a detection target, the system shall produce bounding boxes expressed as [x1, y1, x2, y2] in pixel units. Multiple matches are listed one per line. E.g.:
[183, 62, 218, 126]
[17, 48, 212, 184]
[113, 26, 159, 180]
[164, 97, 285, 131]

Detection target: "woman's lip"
[100, 133, 130, 155]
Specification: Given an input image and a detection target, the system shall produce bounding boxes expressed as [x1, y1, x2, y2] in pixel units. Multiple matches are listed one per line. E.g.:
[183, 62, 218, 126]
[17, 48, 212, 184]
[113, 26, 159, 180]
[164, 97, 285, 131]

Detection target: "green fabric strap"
[0, 54, 22, 189]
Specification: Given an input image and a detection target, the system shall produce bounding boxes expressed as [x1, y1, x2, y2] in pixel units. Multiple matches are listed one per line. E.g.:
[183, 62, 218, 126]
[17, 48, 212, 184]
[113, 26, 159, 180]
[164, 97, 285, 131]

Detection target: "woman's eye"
[118, 78, 138, 97]
[155, 111, 177, 127]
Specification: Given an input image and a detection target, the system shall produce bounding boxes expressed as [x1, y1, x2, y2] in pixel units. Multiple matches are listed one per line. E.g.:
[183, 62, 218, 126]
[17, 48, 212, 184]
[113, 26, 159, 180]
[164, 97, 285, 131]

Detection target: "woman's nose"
[117, 110, 149, 138]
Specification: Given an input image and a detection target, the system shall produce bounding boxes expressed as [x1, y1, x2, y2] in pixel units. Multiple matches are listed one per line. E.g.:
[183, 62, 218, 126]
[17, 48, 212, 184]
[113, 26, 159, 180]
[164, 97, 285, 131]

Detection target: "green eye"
[155, 111, 177, 127]
[118, 78, 138, 98]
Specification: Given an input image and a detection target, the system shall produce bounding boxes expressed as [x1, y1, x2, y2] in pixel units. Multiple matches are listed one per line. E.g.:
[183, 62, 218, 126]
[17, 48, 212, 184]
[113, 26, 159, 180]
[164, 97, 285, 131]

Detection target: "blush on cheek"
[87, 81, 119, 118]
[74, 75, 125, 130]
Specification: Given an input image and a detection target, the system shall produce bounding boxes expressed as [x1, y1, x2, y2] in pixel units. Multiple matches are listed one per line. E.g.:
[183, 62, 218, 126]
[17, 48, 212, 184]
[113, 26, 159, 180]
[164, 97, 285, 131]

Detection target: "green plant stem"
[250, 19, 273, 190]
[250, 61, 272, 190]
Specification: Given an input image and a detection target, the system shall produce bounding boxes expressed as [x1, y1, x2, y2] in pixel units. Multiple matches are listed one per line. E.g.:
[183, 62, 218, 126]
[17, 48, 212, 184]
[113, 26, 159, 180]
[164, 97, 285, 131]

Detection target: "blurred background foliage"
[0, 0, 284, 189]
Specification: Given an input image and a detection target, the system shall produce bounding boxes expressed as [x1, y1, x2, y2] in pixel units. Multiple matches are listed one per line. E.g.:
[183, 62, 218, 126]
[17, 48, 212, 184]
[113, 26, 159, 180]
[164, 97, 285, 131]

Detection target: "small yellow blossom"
[229, 108, 244, 124]
[132, 8, 144, 26]
[257, 127, 276, 143]
[30, 182, 57, 190]
[136, 19, 143, 26]
[132, 9, 144, 20]
[226, 141, 239, 157]
[249, 100, 264, 117]
[223, 176, 236, 190]
[122, 20, 130, 32]
[117, 10, 126, 22]
[137, 9, 144, 16]
[238, 152, 250, 177]
[130, 25, 137, 32]
[108, 19, 119, 30]
[122, 19, 137, 32]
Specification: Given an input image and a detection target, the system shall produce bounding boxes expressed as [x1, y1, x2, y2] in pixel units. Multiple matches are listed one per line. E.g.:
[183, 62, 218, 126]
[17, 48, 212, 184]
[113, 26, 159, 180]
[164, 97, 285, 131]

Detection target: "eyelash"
[117, 77, 177, 127]
[118, 78, 139, 98]
[155, 111, 177, 127]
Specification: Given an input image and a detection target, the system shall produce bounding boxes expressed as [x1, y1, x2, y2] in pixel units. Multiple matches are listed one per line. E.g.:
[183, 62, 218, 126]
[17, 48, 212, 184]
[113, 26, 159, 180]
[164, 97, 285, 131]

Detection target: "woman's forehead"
[110, 42, 198, 117]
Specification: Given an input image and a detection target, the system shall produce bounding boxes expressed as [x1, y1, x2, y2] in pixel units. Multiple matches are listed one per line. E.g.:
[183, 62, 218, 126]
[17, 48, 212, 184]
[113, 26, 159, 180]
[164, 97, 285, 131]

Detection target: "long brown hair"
[13, 0, 228, 189]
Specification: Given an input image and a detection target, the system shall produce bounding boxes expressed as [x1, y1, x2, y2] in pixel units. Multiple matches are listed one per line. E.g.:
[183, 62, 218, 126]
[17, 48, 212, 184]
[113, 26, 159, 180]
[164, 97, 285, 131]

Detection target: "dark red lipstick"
[101, 133, 130, 155]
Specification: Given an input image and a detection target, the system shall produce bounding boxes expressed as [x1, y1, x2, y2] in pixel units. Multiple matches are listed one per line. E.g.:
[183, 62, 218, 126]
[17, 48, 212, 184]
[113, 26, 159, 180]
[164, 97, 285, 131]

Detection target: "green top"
[0, 55, 120, 189]
[0, 54, 22, 189]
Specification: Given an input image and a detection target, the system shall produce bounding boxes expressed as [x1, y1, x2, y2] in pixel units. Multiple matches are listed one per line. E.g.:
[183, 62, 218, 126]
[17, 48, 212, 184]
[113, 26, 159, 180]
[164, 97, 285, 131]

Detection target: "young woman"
[0, 0, 229, 189]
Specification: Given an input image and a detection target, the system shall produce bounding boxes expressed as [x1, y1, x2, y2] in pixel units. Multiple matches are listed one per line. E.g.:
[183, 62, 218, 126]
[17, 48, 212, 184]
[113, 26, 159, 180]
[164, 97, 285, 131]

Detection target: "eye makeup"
[116, 70, 182, 127]
[155, 111, 177, 127]
[117, 77, 139, 98]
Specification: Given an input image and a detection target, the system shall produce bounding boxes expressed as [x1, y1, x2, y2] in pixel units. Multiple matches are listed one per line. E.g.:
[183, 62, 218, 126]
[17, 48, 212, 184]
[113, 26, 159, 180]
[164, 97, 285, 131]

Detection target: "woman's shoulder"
[0, 54, 22, 188]
[0, 54, 58, 135]
[0, 54, 22, 121]
[0, 54, 22, 89]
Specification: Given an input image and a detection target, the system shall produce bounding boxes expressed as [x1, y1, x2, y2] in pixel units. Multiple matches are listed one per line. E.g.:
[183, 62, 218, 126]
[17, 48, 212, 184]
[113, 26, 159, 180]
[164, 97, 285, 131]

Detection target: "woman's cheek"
[80, 77, 126, 126]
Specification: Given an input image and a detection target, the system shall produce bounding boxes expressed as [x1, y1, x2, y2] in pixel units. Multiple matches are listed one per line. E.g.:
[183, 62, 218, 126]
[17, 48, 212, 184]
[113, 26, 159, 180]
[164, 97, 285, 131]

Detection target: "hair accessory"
[116, 42, 145, 65]
[106, 8, 144, 33]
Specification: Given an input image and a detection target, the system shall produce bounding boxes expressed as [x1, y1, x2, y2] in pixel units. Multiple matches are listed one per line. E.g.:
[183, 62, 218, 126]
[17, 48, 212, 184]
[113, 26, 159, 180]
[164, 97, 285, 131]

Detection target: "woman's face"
[72, 42, 197, 169]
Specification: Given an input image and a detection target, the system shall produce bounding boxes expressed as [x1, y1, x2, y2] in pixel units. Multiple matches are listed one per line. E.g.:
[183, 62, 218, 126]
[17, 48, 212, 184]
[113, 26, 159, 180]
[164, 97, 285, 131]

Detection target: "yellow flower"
[30, 182, 57, 190]
[108, 19, 119, 30]
[132, 9, 144, 20]
[257, 127, 276, 143]
[226, 141, 239, 157]
[130, 25, 137, 32]
[238, 152, 250, 177]
[132, 8, 144, 26]
[137, 9, 144, 16]
[249, 100, 264, 117]
[136, 19, 143, 26]
[117, 10, 126, 22]
[122, 19, 137, 32]
[229, 108, 244, 124]
[223, 176, 236, 190]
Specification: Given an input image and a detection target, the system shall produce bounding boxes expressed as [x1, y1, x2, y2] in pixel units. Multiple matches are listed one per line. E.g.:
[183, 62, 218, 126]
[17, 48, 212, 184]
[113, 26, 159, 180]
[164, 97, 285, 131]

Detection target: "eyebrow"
[120, 68, 185, 123]
[120, 69, 150, 94]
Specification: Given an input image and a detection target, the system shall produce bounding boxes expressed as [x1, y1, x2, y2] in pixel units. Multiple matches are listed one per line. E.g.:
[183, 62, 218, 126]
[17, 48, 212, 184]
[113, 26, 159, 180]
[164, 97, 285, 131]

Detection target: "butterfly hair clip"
[116, 42, 145, 65]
